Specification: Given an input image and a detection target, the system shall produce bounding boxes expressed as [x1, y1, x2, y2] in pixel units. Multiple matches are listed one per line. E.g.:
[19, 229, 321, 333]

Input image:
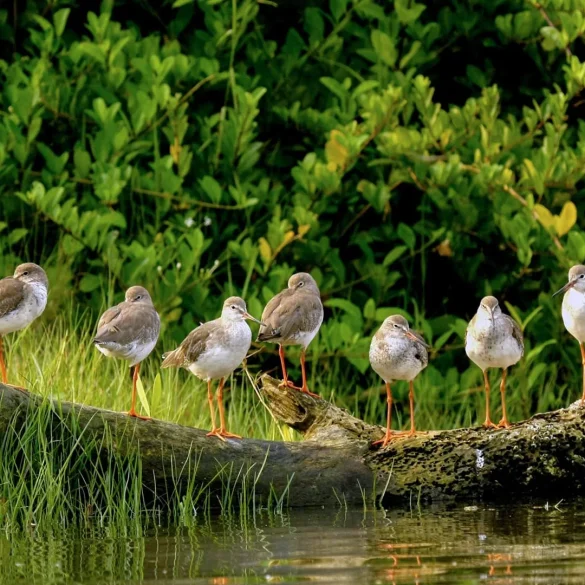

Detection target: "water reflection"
[1, 502, 585, 584]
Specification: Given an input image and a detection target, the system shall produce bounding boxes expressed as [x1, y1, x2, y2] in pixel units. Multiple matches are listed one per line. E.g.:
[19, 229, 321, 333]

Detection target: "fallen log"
[1, 377, 584, 508]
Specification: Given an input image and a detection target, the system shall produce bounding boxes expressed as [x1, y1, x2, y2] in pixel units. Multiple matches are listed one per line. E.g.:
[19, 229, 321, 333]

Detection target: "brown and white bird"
[161, 297, 262, 440]
[257, 273, 323, 397]
[0, 263, 49, 387]
[369, 315, 429, 447]
[94, 286, 160, 420]
[553, 264, 585, 403]
[465, 296, 524, 428]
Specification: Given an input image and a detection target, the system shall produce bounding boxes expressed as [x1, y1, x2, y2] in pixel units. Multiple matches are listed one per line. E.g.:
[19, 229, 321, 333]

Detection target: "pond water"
[1, 501, 585, 584]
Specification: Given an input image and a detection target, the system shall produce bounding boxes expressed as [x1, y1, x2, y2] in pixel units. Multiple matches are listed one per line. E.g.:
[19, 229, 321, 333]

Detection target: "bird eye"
[135, 295, 141, 301]
[580, 274, 585, 279]
[393, 323, 400, 328]
[298, 281, 304, 287]
[22, 271, 29, 276]
[231, 305, 236, 310]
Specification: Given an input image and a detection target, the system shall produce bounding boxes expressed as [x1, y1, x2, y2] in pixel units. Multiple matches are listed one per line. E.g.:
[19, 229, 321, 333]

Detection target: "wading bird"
[465, 296, 523, 428]
[0, 263, 48, 388]
[161, 297, 262, 440]
[94, 286, 160, 420]
[257, 273, 323, 397]
[369, 315, 429, 447]
[553, 264, 585, 404]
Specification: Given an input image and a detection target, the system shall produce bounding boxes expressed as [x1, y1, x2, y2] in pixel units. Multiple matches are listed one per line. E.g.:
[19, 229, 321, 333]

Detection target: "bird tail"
[161, 347, 183, 368]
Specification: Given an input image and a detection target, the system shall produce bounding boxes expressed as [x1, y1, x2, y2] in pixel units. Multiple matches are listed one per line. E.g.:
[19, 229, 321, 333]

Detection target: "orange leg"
[580, 342, 585, 404]
[0, 335, 27, 392]
[497, 368, 510, 428]
[278, 344, 297, 389]
[207, 378, 241, 440]
[298, 348, 319, 398]
[126, 363, 151, 421]
[407, 380, 416, 436]
[483, 369, 497, 428]
[373, 382, 395, 447]
[0, 336, 7, 385]
[205, 379, 218, 433]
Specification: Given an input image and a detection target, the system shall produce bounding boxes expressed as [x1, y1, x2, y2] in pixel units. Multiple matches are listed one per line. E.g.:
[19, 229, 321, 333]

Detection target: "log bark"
[1, 377, 584, 508]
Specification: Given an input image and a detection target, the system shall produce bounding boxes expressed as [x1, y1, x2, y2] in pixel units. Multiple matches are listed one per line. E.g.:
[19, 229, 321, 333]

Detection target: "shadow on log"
[1, 376, 584, 508]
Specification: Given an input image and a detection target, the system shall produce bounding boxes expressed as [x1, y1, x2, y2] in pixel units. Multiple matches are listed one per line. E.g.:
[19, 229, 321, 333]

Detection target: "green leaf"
[172, 0, 194, 6]
[199, 176, 222, 203]
[74, 148, 92, 178]
[329, 0, 348, 21]
[397, 223, 416, 250]
[304, 7, 324, 46]
[394, 0, 425, 24]
[79, 274, 102, 293]
[320, 77, 348, 101]
[324, 298, 362, 321]
[371, 30, 397, 67]
[466, 65, 488, 88]
[363, 298, 376, 319]
[53, 8, 70, 37]
[383, 245, 407, 266]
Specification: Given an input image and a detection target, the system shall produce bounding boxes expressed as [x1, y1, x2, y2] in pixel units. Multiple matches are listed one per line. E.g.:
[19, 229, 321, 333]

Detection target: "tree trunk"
[1, 377, 584, 508]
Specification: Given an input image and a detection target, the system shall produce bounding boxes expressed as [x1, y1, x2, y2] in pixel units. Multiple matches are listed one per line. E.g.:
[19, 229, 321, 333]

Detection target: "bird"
[0, 263, 49, 388]
[257, 272, 324, 397]
[94, 286, 160, 420]
[369, 315, 429, 447]
[161, 296, 262, 440]
[553, 264, 585, 404]
[465, 296, 524, 428]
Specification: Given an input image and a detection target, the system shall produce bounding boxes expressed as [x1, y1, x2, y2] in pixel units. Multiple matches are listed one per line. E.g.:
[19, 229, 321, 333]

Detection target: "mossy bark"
[1, 377, 584, 508]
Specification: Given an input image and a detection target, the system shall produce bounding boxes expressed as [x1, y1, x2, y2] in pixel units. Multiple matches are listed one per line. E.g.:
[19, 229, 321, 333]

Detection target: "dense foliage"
[2, 0, 585, 423]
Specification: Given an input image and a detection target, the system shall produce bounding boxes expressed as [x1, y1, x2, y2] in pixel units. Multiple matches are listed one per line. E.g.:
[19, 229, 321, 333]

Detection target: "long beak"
[552, 280, 575, 298]
[243, 311, 265, 326]
[405, 330, 430, 348]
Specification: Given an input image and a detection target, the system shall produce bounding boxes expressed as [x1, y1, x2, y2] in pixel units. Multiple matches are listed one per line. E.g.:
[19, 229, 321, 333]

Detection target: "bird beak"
[243, 311, 265, 326]
[405, 330, 430, 348]
[552, 280, 575, 298]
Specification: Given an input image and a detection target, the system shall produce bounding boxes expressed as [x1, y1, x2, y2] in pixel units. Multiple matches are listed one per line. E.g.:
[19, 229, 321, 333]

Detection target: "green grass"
[0, 300, 579, 531]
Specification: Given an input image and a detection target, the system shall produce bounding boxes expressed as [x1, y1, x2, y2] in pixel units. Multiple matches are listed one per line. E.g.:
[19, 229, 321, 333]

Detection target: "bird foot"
[372, 432, 397, 448]
[125, 410, 152, 421]
[298, 387, 320, 398]
[483, 420, 498, 429]
[279, 379, 300, 390]
[394, 429, 424, 438]
[278, 380, 320, 398]
[206, 429, 242, 441]
[496, 419, 511, 429]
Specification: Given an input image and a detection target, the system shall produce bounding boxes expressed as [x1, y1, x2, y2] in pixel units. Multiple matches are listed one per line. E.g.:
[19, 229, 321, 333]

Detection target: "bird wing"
[257, 288, 294, 341]
[465, 314, 477, 343]
[0, 277, 25, 319]
[504, 314, 524, 356]
[161, 320, 216, 368]
[258, 291, 322, 341]
[95, 302, 160, 347]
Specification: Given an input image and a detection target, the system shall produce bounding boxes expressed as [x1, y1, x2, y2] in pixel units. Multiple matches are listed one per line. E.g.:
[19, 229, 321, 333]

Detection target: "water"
[2, 501, 585, 584]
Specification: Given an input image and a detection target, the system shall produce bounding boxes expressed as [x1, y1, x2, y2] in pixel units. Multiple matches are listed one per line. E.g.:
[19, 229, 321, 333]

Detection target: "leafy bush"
[2, 0, 585, 424]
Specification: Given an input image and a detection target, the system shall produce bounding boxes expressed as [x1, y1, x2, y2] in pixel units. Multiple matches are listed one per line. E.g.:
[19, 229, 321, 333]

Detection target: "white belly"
[96, 337, 158, 367]
[466, 334, 522, 371]
[0, 283, 47, 335]
[562, 289, 585, 342]
[189, 343, 250, 381]
[369, 337, 426, 382]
